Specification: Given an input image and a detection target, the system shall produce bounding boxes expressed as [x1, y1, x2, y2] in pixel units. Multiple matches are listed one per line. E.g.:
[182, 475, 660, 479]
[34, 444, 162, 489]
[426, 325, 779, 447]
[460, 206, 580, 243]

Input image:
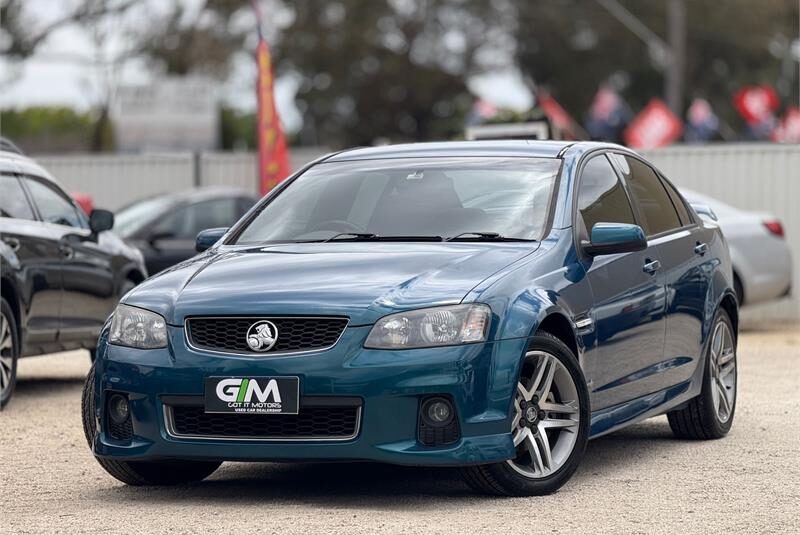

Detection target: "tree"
[134, 0, 251, 77]
[273, 0, 513, 147]
[511, 0, 799, 133]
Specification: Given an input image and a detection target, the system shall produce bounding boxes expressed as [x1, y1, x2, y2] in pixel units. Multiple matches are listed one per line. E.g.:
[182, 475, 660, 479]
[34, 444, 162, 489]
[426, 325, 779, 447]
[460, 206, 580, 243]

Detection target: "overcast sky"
[0, 0, 533, 133]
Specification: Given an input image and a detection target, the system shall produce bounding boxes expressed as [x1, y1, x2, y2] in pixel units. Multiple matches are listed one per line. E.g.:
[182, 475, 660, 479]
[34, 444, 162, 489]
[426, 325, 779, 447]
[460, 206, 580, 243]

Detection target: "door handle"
[2, 237, 20, 252]
[694, 242, 708, 256]
[643, 259, 661, 274]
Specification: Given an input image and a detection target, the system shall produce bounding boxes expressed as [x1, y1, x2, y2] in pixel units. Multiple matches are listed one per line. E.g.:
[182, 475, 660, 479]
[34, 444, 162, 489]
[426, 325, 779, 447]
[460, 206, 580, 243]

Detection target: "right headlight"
[364, 304, 491, 349]
[109, 304, 168, 349]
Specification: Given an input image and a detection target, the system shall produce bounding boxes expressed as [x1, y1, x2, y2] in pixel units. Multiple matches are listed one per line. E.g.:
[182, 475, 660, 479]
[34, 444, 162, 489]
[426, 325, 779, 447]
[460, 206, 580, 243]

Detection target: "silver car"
[682, 189, 792, 306]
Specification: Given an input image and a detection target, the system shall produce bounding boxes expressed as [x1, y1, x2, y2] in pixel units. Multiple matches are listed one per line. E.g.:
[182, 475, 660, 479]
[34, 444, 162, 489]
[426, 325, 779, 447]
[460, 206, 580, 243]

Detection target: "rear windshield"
[234, 157, 562, 244]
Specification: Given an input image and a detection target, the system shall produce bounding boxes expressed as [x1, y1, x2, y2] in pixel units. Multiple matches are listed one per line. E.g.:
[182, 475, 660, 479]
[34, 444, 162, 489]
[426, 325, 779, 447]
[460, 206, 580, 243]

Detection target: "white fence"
[35, 149, 327, 210]
[641, 144, 799, 324]
[33, 143, 800, 324]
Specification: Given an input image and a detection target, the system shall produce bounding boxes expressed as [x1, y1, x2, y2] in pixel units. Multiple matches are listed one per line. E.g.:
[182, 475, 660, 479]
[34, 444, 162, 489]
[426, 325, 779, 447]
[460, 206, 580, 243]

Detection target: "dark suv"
[0, 145, 147, 408]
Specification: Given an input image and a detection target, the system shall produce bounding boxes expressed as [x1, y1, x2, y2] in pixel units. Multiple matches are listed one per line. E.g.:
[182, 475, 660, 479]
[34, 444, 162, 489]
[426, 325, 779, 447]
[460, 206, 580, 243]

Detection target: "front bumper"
[92, 324, 527, 466]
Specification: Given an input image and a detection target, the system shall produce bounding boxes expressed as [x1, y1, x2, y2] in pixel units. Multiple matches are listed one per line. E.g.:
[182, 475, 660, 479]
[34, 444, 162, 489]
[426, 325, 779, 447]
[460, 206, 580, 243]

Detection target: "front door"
[575, 154, 667, 412]
[0, 173, 63, 355]
[22, 176, 116, 347]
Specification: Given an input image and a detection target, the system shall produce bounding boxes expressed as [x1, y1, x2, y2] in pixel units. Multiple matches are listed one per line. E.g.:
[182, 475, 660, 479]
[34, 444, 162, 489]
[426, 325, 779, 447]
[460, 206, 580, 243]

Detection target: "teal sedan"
[83, 141, 738, 496]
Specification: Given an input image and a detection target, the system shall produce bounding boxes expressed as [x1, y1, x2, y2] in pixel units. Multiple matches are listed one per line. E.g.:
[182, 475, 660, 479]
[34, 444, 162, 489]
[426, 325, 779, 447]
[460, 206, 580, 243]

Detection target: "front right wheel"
[462, 332, 590, 496]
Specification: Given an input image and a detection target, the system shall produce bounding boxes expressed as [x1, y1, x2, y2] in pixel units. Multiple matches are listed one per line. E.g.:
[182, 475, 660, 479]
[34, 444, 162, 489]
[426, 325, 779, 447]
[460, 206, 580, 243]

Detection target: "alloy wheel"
[709, 320, 736, 423]
[0, 310, 14, 396]
[507, 350, 581, 479]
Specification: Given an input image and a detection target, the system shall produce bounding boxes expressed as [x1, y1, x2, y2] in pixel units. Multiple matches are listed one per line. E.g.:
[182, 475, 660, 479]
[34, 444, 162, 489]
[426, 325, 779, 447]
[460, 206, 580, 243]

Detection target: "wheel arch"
[719, 291, 739, 338]
[535, 312, 579, 357]
[0, 276, 22, 334]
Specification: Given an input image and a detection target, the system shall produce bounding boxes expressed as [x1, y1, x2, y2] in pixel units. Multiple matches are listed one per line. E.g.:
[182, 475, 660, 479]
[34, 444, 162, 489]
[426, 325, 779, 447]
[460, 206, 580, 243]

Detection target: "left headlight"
[109, 304, 168, 349]
[364, 304, 491, 350]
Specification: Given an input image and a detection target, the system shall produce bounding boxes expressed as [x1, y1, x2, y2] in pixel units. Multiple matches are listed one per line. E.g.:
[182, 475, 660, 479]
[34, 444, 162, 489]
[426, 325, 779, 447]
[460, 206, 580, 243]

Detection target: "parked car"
[84, 141, 738, 496]
[0, 146, 147, 409]
[681, 189, 791, 306]
[113, 188, 258, 275]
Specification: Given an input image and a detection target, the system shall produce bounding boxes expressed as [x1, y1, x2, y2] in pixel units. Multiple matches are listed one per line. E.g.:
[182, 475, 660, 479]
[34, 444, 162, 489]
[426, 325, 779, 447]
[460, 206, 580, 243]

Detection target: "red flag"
[624, 98, 683, 149]
[732, 85, 780, 126]
[255, 28, 290, 195]
[537, 91, 577, 139]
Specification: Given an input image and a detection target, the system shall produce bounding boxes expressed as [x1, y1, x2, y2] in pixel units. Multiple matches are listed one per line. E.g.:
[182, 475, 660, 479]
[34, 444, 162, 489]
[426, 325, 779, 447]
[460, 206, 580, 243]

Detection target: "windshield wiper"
[323, 232, 378, 242]
[322, 233, 444, 243]
[446, 232, 535, 242]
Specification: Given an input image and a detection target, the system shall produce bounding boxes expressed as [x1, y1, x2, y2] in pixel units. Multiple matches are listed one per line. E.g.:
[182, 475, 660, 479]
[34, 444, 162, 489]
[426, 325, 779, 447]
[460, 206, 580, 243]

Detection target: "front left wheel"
[462, 332, 590, 496]
[81, 364, 222, 485]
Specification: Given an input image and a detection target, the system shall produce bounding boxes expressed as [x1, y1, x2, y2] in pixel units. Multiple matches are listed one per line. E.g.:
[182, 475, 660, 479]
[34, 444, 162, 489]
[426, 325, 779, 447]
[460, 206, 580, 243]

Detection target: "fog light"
[108, 393, 130, 424]
[422, 397, 453, 427]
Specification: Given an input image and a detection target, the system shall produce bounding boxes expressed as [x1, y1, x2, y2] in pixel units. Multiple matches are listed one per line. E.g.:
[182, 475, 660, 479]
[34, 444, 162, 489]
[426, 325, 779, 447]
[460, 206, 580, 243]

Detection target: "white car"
[682, 189, 792, 306]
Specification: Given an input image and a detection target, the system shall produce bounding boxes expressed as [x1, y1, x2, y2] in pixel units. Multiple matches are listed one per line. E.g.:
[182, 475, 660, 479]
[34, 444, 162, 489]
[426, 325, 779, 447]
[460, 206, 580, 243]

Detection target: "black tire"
[461, 332, 590, 496]
[81, 365, 221, 485]
[667, 308, 737, 440]
[1, 297, 20, 410]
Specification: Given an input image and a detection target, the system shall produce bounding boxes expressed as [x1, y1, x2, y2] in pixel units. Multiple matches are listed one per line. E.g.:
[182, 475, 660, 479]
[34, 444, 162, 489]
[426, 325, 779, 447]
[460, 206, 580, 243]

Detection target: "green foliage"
[274, 0, 505, 147]
[219, 107, 257, 150]
[0, 107, 100, 152]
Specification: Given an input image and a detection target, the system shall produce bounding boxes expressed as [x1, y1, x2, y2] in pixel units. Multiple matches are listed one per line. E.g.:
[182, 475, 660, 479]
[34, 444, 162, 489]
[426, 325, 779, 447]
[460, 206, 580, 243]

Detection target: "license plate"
[204, 376, 300, 415]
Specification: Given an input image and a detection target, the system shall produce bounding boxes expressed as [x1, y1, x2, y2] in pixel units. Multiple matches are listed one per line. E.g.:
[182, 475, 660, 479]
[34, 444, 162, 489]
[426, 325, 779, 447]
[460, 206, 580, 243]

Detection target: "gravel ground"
[2, 329, 799, 535]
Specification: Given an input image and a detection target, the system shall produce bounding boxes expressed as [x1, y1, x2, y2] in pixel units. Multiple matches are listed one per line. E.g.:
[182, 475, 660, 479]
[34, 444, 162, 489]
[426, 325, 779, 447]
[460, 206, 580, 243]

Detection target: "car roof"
[323, 140, 578, 162]
[117, 187, 257, 212]
[0, 149, 61, 184]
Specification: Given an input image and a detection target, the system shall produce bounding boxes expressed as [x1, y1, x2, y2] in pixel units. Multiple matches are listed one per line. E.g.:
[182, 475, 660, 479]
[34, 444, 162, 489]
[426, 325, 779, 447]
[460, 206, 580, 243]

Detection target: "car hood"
[124, 242, 539, 326]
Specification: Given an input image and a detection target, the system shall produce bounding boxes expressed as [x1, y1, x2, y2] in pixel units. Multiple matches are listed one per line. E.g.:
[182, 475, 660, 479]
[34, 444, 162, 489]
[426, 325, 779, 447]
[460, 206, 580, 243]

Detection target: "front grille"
[166, 403, 361, 441]
[186, 316, 348, 355]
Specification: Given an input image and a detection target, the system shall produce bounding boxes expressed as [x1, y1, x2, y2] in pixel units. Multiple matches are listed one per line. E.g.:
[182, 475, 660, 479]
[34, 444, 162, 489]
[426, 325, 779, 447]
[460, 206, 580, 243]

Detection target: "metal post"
[666, 0, 686, 114]
[193, 151, 202, 188]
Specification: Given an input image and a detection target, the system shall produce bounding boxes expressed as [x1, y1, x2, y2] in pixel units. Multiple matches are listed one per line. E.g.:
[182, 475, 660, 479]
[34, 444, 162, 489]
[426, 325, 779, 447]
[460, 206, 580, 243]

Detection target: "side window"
[23, 177, 84, 228]
[660, 177, 692, 225]
[151, 198, 239, 239]
[619, 156, 682, 236]
[577, 155, 636, 233]
[0, 174, 35, 220]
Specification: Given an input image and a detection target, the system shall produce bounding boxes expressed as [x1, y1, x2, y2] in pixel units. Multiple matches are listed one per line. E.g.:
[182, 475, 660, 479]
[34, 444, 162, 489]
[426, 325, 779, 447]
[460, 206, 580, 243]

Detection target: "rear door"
[576, 154, 667, 411]
[0, 173, 62, 353]
[21, 176, 115, 347]
[612, 154, 710, 372]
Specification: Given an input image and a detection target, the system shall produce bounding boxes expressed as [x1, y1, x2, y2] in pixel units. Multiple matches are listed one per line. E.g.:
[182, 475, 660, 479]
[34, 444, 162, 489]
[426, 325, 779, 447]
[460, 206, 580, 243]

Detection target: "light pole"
[596, 0, 686, 114]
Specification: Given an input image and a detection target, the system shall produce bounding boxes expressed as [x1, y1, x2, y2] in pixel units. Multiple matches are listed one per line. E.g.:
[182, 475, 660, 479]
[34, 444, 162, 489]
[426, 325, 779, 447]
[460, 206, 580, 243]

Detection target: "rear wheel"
[81, 365, 221, 485]
[462, 332, 590, 496]
[1, 298, 19, 410]
[667, 308, 737, 439]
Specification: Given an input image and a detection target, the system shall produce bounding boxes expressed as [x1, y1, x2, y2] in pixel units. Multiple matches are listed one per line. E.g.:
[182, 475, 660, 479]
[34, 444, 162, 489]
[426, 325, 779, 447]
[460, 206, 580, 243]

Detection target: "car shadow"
[12, 376, 86, 397]
[89, 417, 690, 507]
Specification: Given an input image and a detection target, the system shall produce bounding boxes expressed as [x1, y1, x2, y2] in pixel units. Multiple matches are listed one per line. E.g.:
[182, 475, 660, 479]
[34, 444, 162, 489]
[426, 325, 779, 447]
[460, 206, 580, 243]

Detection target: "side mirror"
[195, 227, 228, 252]
[89, 209, 114, 235]
[582, 222, 647, 256]
[689, 202, 718, 221]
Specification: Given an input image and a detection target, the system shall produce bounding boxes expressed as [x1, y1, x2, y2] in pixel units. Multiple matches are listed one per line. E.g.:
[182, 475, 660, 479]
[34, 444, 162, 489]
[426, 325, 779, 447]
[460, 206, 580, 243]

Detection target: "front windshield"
[234, 156, 562, 244]
[114, 196, 176, 237]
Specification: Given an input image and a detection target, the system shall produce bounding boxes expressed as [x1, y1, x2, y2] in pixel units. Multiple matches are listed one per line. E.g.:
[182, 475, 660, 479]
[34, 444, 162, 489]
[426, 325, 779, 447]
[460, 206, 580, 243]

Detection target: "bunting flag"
[624, 98, 683, 149]
[254, 4, 290, 195]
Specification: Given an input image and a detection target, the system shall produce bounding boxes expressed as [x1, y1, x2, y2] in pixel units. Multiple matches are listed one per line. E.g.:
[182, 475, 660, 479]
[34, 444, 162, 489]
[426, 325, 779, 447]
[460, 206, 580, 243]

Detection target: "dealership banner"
[254, 4, 290, 195]
[624, 98, 683, 149]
